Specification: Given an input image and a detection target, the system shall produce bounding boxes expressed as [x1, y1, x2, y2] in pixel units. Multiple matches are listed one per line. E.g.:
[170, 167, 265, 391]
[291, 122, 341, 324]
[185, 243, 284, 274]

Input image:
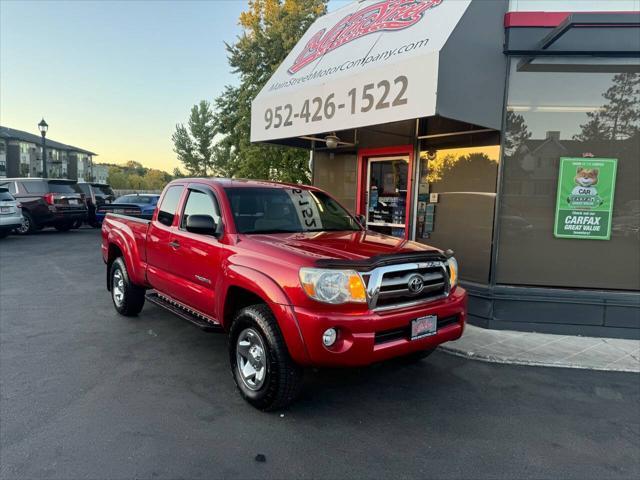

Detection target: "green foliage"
[210, 0, 327, 183]
[172, 100, 218, 176]
[575, 73, 640, 141]
[104, 162, 172, 190]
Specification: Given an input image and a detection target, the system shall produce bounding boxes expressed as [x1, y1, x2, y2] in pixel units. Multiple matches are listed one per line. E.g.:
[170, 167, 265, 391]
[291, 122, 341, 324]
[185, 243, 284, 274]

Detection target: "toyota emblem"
[407, 274, 424, 294]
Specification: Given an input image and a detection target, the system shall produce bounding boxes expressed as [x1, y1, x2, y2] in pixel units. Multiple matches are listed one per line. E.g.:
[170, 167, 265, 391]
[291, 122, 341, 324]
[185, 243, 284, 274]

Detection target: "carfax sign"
[554, 157, 618, 240]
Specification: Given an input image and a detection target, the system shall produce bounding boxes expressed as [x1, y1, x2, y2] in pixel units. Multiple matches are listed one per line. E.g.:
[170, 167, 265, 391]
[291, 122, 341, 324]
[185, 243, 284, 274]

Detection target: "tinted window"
[157, 186, 183, 226]
[225, 187, 360, 234]
[94, 185, 114, 196]
[47, 182, 82, 193]
[496, 58, 639, 291]
[22, 181, 48, 194]
[181, 190, 220, 229]
[0, 190, 14, 201]
[77, 184, 91, 194]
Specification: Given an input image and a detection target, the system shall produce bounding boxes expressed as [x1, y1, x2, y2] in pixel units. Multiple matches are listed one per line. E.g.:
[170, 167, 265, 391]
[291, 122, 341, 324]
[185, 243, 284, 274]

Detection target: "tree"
[107, 166, 128, 189]
[213, 0, 327, 183]
[504, 111, 532, 157]
[575, 73, 640, 141]
[106, 162, 173, 190]
[172, 100, 217, 176]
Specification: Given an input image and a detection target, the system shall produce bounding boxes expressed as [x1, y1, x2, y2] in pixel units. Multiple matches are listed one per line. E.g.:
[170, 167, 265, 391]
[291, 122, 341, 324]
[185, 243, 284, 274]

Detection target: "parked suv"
[78, 182, 115, 227]
[4, 178, 88, 234]
[0, 187, 23, 238]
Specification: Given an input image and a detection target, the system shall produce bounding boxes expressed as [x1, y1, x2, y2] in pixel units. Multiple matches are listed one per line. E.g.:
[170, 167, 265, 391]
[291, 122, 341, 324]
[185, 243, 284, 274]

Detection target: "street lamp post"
[38, 118, 48, 178]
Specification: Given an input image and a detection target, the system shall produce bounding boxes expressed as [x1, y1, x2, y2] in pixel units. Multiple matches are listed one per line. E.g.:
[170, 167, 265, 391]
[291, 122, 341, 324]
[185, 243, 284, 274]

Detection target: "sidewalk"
[440, 324, 640, 373]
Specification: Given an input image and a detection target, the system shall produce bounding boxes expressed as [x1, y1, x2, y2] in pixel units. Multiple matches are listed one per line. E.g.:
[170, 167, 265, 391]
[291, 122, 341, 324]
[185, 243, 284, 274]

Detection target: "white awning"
[251, 0, 472, 143]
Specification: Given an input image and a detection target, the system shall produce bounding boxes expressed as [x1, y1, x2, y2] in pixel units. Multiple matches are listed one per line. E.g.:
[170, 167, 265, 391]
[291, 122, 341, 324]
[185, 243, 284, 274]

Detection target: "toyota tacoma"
[102, 179, 466, 410]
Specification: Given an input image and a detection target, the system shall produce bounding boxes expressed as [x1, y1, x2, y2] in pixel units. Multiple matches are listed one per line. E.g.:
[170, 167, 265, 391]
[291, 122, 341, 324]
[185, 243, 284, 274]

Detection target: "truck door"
[167, 185, 222, 317]
[146, 184, 185, 294]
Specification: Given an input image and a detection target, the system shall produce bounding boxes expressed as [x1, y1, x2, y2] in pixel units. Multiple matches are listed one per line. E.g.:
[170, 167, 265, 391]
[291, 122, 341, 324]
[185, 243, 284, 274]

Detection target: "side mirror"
[355, 214, 367, 228]
[185, 214, 217, 235]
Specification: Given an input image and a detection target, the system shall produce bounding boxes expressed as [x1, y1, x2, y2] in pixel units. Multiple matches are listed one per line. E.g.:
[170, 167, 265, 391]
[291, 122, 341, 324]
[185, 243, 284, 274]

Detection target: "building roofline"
[0, 125, 97, 156]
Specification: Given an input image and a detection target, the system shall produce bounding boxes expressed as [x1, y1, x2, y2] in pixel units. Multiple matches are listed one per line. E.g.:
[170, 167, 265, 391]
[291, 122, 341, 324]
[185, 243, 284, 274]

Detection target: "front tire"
[229, 304, 303, 411]
[110, 257, 145, 316]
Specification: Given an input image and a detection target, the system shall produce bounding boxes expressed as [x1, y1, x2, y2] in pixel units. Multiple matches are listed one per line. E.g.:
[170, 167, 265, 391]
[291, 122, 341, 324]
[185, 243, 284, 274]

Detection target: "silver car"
[0, 187, 24, 238]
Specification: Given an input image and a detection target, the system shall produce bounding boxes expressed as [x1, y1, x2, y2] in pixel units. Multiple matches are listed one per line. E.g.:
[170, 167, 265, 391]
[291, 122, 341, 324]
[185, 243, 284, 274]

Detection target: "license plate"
[68, 199, 78, 205]
[411, 315, 437, 340]
[0, 206, 11, 213]
[113, 209, 124, 213]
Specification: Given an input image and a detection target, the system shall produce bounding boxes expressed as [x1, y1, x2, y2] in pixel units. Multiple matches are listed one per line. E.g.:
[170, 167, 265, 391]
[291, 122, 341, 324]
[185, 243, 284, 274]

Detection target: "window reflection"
[418, 146, 500, 284]
[497, 59, 640, 290]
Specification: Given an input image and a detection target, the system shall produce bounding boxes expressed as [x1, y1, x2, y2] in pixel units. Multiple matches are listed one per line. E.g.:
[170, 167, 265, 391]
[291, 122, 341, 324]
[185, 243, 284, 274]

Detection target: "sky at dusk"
[0, 0, 349, 172]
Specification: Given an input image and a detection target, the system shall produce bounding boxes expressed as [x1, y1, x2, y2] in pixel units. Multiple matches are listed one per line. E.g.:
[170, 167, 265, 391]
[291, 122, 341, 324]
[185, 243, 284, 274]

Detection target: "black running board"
[146, 290, 223, 332]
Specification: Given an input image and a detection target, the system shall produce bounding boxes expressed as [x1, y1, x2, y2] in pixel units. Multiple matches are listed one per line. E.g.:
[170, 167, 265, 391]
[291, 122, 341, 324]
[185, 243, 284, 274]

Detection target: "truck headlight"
[299, 268, 367, 304]
[446, 257, 458, 289]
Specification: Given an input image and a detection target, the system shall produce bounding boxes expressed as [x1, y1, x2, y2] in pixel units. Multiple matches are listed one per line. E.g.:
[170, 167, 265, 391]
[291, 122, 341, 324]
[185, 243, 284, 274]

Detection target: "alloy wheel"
[236, 328, 268, 391]
[16, 217, 29, 234]
[112, 268, 125, 307]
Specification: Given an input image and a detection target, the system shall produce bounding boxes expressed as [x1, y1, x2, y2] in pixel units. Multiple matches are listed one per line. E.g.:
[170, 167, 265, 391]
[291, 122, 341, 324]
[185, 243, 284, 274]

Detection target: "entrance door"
[365, 156, 410, 238]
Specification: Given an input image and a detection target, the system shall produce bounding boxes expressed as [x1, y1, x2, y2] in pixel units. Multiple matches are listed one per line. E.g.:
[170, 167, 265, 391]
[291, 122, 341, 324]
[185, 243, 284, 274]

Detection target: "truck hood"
[238, 230, 442, 265]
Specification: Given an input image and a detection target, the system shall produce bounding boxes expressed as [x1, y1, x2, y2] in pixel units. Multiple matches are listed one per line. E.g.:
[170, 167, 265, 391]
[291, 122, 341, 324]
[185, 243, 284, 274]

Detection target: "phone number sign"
[553, 157, 618, 240]
[250, 55, 439, 142]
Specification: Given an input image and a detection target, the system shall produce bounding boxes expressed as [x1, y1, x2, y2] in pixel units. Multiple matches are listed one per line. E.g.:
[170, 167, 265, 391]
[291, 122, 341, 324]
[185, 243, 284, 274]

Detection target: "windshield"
[115, 195, 156, 204]
[225, 187, 361, 234]
[47, 182, 82, 194]
[94, 185, 114, 196]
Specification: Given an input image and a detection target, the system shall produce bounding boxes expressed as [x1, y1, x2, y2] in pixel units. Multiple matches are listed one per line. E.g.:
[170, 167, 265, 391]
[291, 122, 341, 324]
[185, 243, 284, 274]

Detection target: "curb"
[439, 345, 640, 373]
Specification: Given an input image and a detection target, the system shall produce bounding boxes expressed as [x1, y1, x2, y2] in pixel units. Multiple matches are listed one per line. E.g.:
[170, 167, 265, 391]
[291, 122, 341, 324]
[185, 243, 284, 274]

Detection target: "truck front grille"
[363, 261, 450, 311]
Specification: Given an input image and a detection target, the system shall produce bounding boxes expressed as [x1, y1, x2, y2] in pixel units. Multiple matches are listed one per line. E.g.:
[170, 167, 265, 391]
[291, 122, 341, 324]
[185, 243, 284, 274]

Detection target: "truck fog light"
[322, 328, 337, 347]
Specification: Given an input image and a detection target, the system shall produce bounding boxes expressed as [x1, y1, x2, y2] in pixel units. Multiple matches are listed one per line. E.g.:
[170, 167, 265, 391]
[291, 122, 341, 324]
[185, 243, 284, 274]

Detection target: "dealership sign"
[554, 157, 618, 240]
[251, 0, 472, 142]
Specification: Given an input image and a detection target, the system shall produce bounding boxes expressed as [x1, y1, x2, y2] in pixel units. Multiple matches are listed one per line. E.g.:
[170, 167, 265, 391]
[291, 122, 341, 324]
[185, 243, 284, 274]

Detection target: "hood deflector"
[315, 251, 448, 271]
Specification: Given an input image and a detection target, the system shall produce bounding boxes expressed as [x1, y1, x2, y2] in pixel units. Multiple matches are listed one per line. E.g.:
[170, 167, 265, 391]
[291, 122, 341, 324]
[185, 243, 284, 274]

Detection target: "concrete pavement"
[442, 324, 640, 373]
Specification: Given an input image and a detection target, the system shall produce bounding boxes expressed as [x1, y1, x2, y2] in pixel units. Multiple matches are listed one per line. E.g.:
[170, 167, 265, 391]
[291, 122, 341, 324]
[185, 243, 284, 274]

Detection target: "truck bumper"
[292, 287, 467, 367]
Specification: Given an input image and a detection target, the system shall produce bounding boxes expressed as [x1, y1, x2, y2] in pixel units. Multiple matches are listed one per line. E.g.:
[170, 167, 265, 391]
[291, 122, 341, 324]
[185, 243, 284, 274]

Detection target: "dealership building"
[251, 0, 640, 338]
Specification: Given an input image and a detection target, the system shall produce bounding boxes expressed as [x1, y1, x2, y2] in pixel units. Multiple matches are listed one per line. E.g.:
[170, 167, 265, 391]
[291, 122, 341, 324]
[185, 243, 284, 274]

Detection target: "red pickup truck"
[102, 179, 466, 410]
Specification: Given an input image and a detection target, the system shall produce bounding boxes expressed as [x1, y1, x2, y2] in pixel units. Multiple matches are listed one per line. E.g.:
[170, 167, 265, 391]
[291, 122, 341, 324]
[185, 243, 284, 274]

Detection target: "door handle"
[169, 240, 180, 249]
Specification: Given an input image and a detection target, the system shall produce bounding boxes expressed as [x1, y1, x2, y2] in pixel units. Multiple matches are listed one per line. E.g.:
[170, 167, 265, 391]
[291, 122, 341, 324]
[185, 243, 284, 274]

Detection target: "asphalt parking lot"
[1, 228, 639, 480]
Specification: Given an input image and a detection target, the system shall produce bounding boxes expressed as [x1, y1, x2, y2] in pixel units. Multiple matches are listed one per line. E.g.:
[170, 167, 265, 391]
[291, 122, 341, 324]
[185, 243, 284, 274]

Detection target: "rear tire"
[0, 230, 8, 239]
[110, 257, 145, 316]
[15, 211, 36, 235]
[229, 304, 303, 411]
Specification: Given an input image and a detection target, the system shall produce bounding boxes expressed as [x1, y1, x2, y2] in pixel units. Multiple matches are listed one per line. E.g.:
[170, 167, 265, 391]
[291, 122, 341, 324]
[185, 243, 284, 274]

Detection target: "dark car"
[3, 178, 88, 234]
[96, 193, 160, 223]
[78, 182, 116, 227]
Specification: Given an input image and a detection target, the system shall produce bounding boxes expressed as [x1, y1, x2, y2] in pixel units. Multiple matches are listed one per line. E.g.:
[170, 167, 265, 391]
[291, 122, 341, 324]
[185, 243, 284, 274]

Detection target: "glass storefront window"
[496, 58, 640, 291]
[417, 145, 500, 283]
[313, 151, 358, 212]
